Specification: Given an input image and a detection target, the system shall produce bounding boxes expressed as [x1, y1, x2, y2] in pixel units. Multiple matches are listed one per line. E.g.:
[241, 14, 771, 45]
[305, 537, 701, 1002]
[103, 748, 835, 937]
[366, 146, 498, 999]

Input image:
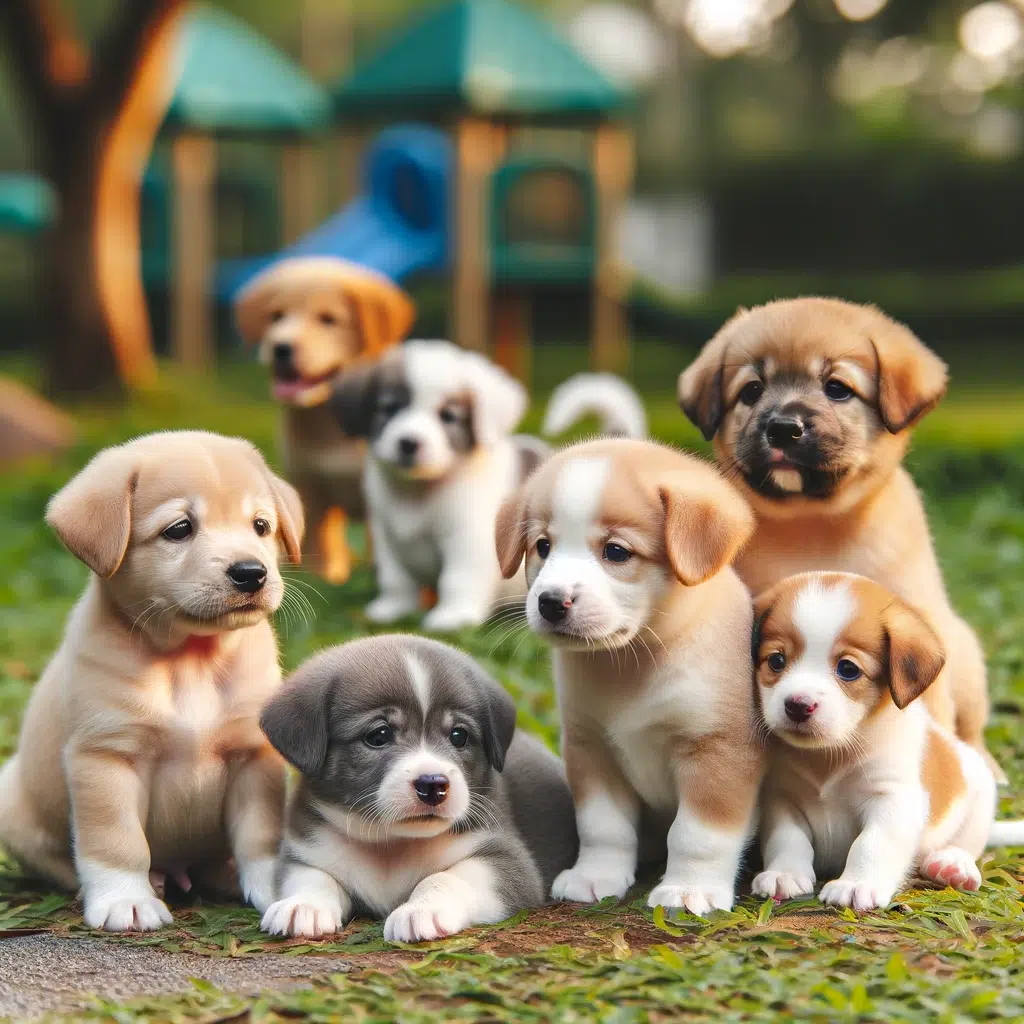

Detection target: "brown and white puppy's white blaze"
[677, 297, 1000, 782]
[751, 572, 1004, 912]
[259, 636, 577, 942]
[0, 431, 304, 931]
[497, 439, 764, 916]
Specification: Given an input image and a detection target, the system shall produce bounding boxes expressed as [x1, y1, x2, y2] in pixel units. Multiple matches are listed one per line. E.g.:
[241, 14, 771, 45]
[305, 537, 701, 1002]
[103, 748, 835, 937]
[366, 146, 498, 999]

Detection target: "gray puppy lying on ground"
[259, 634, 578, 942]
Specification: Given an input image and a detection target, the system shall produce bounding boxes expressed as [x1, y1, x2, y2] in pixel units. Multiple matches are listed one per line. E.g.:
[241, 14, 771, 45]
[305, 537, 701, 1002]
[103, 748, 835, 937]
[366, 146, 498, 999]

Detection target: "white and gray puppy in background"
[259, 634, 578, 942]
[331, 338, 646, 631]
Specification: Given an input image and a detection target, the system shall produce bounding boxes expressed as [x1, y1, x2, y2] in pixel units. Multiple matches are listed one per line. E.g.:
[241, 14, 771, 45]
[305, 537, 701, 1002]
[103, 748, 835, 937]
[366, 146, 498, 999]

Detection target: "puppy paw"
[751, 870, 816, 901]
[422, 605, 487, 633]
[384, 899, 471, 943]
[366, 595, 419, 624]
[261, 896, 343, 938]
[920, 847, 982, 892]
[551, 866, 634, 903]
[84, 894, 173, 932]
[239, 856, 277, 914]
[647, 882, 734, 917]
[819, 878, 894, 912]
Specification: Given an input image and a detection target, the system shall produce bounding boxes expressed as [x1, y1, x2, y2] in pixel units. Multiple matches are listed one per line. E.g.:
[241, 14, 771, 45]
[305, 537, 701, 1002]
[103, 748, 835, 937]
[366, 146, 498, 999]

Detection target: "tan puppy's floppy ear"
[268, 472, 305, 564]
[883, 598, 946, 709]
[660, 474, 753, 586]
[678, 335, 729, 442]
[345, 273, 416, 359]
[234, 274, 275, 345]
[870, 313, 948, 433]
[46, 447, 137, 578]
[495, 490, 528, 579]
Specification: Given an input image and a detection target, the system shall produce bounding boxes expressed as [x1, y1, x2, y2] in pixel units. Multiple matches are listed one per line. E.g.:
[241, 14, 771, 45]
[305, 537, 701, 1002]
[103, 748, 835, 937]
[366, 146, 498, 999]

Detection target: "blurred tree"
[0, 1, 184, 396]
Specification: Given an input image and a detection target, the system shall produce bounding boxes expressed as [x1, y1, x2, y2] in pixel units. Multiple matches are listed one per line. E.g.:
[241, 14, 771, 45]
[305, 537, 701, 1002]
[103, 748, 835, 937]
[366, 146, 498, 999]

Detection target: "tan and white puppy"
[0, 431, 303, 931]
[751, 572, 1022, 912]
[235, 257, 415, 584]
[496, 439, 763, 916]
[677, 297, 998, 779]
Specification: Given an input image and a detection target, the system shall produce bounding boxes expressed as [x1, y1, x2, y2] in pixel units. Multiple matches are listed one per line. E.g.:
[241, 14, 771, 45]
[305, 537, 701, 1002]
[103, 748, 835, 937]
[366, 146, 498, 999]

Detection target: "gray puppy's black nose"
[538, 592, 570, 624]
[398, 437, 419, 457]
[766, 415, 804, 449]
[413, 774, 449, 806]
[227, 560, 267, 593]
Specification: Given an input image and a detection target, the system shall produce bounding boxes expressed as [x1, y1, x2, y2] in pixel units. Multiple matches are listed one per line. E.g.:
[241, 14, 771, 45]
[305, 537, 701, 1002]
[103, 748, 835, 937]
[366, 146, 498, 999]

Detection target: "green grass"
[2, 354, 1024, 1022]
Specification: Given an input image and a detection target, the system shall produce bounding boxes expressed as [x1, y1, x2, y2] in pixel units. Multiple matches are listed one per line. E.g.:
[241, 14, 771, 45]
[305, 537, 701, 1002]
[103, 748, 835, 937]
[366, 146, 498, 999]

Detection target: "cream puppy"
[496, 439, 763, 916]
[0, 432, 303, 931]
[752, 572, 1022, 912]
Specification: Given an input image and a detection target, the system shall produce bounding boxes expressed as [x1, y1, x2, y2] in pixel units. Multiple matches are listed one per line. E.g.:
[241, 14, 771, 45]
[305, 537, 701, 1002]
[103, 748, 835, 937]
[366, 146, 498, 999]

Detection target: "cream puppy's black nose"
[538, 592, 571, 623]
[413, 774, 449, 806]
[766, 416, 804, 449]
[227, 560, 267, 593]
[398, 437, 419, 457]
[784, 696, 817, 723]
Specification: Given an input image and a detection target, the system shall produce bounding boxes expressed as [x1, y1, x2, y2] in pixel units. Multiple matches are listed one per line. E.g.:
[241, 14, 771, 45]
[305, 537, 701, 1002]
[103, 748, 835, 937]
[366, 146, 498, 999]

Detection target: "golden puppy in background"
[496, 439, 763, 916]
[0, 431, 303, 931]
[235, 257, 415, 584]
[677, 297, 1000, 780]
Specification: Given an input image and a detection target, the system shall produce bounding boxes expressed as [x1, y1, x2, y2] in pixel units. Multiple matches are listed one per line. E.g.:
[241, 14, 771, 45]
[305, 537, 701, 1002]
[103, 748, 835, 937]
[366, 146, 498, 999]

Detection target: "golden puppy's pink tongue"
[272, 380, 305, 401]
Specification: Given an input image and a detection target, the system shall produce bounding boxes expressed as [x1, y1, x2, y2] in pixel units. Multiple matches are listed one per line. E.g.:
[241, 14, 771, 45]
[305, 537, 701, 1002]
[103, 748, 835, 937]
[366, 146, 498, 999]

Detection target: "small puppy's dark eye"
[836, 658, 862, 682]
[450, 726, 469, 748]
[162, 519, 193, 541]
[536, 537, 550, 559]
[767, 652, 786, 672]
[364, 725, 394, 748]
[603, 542, 631, 563]
[270, 309, 285, 323]
[318, 311, 337, 327]
[825, 379, 853, 401]
[738, 380, 764, 406]
[253, 518, 270, 537]
[439, 406, 458, 424]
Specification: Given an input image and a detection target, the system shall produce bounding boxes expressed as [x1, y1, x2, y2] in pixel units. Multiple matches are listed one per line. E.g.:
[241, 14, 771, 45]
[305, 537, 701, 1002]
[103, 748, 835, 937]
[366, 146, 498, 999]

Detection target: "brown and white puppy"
[677, 297, 998, 779]
[0, 431, 303, 931]
[496, 438, 763, 916]
[751, 572, 1021, 912]
[235, 257, 415, 584]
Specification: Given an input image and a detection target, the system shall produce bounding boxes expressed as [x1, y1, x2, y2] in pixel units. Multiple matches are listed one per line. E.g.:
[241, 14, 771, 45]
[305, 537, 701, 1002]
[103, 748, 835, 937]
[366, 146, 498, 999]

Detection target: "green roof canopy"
[0, 174, 56, 235]
[333, 0, 626, 122]
[164, 5, 330, 136]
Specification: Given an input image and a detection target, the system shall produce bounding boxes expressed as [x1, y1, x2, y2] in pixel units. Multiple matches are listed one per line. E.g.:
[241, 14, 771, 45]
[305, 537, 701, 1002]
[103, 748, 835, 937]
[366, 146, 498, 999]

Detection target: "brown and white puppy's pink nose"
[753, 571, 945, 750]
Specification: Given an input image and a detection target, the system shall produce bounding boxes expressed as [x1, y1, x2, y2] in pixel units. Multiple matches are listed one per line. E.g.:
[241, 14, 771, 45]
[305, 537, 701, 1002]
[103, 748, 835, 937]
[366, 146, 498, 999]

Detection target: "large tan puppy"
[235, 257, 415, 584]
[677, 297, 999, 779]
[0, 431, 303, 931]
[496, 439, 763, 915]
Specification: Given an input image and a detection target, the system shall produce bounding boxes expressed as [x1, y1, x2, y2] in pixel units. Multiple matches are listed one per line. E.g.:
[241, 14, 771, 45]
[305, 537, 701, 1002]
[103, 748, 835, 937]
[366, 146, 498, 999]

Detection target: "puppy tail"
[987, 820, 1024, 848]
[542, 374, 647, 440]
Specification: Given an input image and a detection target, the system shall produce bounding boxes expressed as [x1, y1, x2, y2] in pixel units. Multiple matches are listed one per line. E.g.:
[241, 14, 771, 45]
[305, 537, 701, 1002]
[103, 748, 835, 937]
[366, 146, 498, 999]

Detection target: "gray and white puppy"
[259, 634, 578, 942]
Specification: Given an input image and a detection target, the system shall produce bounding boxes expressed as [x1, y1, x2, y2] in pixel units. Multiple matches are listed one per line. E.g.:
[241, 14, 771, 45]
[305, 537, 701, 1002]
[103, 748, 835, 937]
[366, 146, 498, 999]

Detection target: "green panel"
[164, 5, 330, 136]
[334, 0, 626, 120]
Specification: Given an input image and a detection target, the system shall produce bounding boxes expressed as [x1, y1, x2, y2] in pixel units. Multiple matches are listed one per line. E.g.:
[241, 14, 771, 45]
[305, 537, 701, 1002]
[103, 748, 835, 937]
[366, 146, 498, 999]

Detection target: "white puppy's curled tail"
[986, 820, 1024, 848]
[542, 373, 647, 440]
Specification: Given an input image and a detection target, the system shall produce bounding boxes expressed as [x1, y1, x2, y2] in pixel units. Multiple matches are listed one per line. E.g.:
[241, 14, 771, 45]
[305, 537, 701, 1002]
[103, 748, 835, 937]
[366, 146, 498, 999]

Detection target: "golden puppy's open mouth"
[271, 370, 337, 407]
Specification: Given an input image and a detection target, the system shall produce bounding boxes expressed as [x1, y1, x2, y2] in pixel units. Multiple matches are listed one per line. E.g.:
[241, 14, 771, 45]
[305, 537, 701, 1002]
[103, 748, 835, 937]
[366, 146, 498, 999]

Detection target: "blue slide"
[216, 124, 453, 301]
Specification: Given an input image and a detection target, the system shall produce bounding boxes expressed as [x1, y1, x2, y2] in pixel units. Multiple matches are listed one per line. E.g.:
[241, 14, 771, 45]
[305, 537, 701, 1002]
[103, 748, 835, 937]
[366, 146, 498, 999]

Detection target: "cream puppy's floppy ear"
[234, 271, 276, 345]
[46, 446, 137, 578]
[463, 352, 527, 448]
[883, 598, 946, 709]
[869, 312, 948, 433]
[268, 472, 305, 564]
[659, 473, 753, 586]
[677, 324, 737, 442]
[495, 489, 528, 579]
[329, 360, 382, 438]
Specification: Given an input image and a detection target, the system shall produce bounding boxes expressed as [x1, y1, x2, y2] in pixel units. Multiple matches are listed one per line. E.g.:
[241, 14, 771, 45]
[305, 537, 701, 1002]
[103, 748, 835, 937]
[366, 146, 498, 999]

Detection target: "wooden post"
[170, 132, 217, 369]
[451, 118, 505, 352]
[591, 123, 634, 374]
[281, 141, 323, 244]
[492, 289, 532, 385]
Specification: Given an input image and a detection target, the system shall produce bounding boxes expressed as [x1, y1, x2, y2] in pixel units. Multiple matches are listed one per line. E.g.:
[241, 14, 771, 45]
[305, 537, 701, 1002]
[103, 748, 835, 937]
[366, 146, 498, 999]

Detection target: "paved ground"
[0, 933, 351, 1020]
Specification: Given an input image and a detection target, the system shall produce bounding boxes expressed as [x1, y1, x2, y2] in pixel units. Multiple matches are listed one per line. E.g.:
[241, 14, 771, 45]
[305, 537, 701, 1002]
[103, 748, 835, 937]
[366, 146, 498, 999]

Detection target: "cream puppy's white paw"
[552, 865, 634, 903]
[80, 864, 173, 932]
[647, 883, 734, 916]
[819, 878, 894, 912]
[384, 898, 471, 943]
[239, 856, 277, 914]
[751, 870, 816, 901]
[920, 847, 982, 892]
[365, 595, 420, 624]
[421, 605, 487, 633]
[261, 895, 343, 938]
